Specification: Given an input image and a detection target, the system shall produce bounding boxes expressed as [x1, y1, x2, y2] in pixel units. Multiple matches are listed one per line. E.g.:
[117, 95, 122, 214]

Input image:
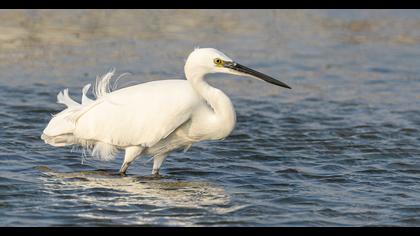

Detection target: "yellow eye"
[213, 58, 224, 66]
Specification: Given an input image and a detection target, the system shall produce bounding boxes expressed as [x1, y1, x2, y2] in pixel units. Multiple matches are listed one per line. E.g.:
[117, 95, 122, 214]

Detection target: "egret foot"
[152, 168, 160, 176]
[119, 162, 131, 175]
[151, 153, 168, 176]
[119, 146, 144, 176]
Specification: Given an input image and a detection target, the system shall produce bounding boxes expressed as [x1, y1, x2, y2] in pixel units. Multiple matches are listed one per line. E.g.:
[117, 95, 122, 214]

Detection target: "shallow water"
[1, 9, 420, 226]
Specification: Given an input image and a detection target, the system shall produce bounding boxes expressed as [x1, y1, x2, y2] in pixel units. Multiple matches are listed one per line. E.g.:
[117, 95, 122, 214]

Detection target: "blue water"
[1, 9, 420, 226]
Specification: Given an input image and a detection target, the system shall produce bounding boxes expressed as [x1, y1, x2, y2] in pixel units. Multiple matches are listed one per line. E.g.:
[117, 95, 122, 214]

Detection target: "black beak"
[223, 61, 291, 89]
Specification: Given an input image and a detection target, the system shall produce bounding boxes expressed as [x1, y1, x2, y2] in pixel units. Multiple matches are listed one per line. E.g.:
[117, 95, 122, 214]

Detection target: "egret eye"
[213, 58, 224, 66]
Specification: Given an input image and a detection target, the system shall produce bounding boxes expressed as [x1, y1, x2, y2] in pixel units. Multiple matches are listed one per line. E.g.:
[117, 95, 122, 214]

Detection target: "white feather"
[93, 68, 115, 98]
[57, 88, 80, 108]
[81, 84, 94, 105]
[91, 142, 117, 161]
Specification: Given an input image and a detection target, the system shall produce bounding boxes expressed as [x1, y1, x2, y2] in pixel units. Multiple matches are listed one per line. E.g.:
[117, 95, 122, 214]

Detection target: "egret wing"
[72, 80, 201, 147]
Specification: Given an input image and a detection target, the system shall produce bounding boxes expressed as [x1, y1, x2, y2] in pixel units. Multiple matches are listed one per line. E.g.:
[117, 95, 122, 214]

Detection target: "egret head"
[185, 48, 291, 89]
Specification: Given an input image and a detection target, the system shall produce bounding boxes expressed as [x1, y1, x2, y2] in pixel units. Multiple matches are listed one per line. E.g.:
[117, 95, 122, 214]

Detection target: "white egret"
[41, 48, 291, 176]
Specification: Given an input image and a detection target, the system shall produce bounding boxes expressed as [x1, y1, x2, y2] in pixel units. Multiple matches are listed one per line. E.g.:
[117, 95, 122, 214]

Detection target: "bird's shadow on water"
[33, 166, 231, 208]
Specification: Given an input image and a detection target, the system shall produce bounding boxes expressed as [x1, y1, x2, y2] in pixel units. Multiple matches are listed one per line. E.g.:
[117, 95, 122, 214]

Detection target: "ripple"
[2, 9, 420, 226]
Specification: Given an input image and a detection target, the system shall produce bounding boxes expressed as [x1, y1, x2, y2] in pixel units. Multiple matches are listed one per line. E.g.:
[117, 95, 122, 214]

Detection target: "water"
[1, 9, 420, 226]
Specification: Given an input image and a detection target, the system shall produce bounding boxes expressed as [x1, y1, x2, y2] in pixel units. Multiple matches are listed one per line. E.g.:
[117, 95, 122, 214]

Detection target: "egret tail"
[41, 70, 119, 161]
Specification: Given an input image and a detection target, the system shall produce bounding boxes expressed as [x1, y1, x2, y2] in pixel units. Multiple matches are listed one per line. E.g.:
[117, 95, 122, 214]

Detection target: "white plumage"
[41, 48, 290, 175]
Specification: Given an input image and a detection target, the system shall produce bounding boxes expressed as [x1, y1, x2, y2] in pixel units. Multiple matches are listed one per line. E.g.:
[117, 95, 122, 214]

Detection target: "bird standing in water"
[41, 48, 291, 176]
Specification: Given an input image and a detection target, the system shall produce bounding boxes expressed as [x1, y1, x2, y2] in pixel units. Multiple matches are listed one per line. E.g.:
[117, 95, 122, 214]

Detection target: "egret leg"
[152, 153, 168, 176]
[119, 146, 144, 176]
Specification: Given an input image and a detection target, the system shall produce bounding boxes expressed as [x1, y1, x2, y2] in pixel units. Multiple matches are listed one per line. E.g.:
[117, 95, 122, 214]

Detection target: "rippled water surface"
[1, 9, 420, 226]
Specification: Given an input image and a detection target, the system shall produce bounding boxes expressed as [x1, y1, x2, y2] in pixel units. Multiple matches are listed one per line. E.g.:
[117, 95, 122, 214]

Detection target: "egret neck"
[185, 66, 236, 139]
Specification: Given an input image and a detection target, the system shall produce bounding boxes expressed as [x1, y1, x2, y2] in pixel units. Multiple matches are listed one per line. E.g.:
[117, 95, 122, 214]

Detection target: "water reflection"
[1, 9, 420, 226]
[36, 166, 230, 210]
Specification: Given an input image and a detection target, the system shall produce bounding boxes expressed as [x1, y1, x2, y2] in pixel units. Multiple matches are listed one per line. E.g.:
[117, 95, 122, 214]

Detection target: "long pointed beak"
[223, 61, 291, 89]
